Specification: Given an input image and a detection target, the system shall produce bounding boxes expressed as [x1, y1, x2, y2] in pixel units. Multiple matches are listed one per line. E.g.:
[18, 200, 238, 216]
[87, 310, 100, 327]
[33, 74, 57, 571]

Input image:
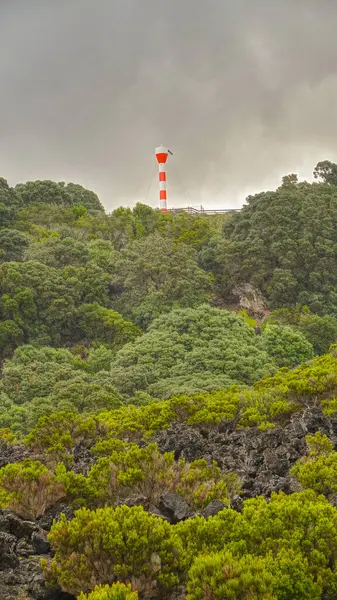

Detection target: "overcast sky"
[1, 0, 337, 211]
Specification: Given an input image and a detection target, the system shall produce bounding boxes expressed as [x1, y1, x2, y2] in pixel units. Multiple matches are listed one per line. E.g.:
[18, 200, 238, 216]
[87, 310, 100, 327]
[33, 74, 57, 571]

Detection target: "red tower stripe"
[156, 153, 168, 164]
[160, 190, 167, 200]
[159, 172, 166, 181]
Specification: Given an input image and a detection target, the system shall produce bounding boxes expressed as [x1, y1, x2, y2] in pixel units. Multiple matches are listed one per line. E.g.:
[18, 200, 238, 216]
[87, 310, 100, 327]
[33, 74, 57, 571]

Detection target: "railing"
[167, 206, 240, 215]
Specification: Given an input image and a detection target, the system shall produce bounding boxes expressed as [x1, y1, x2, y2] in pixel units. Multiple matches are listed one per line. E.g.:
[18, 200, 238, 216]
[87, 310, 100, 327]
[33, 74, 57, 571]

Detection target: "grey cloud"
[1, 0, 337, 210]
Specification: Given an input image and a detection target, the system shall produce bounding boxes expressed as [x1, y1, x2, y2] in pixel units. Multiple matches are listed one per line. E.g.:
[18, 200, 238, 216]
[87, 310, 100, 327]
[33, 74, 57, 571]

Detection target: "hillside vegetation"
[2, 162, 337, 599]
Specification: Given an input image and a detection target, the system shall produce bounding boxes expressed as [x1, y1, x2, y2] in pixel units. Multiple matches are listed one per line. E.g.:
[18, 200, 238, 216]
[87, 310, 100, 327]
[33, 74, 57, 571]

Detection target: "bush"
[44, 505, 184, 596]
[186, 551, 275, 600]
[110, 305, 276, 398]
[0, 459, 65, 518]
[261, 325, 314, 368]
[177, 490, 337, 597]
[87, 443, 174, 506]
[78, 583, 138, 600]
[291, 433, 337, 495]
[25, 411, 99, 466]
[87, 443, 238, 509]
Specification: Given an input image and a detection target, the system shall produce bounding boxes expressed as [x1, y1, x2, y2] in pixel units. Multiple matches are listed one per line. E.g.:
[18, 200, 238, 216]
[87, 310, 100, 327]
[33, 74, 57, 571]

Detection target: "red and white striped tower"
[155, 145, 171, 212]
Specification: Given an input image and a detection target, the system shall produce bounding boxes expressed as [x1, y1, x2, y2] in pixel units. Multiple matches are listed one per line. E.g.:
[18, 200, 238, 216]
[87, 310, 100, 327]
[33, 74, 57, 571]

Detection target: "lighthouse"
[155, 145, 172, 212]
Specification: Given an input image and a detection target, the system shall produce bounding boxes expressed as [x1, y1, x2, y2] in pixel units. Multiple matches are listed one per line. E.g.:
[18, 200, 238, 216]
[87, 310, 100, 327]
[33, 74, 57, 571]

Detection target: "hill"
[2, 164, 337, 599]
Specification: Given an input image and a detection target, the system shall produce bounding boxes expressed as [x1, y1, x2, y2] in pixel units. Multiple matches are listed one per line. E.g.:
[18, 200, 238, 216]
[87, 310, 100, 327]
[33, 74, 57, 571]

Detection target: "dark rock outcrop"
[0, 440, 28, 469]
[0, 510, 74, 600]
[201, 499, 226, 519]
[154, 406, 337, 500]
[158, 493, 190, 523]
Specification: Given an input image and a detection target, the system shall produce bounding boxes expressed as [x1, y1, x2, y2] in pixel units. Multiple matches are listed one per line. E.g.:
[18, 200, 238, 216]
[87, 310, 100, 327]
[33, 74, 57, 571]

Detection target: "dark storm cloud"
[1, 0, 337, 209]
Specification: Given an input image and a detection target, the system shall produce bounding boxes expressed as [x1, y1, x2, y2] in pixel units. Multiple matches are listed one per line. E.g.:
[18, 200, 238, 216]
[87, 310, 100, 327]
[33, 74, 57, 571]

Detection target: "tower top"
[155, 146, 169, 164]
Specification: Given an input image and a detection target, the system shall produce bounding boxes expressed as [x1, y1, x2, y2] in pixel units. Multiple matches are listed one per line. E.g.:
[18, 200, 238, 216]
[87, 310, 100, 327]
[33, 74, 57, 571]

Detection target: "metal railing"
[167, 206, 240, 215]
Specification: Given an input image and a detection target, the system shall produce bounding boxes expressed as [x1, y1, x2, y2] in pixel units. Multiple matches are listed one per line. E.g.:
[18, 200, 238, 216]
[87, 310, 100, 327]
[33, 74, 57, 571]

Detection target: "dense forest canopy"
[2, 164, 337, 599]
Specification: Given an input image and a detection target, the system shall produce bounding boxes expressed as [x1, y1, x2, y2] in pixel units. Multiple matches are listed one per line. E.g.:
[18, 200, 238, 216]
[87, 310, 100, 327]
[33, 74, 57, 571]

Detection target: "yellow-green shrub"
[78, 583, 138, 600]
[25, 411, 99, 466]
[0, 459, 65, 518]
[186, 549, 321, 600]
[87, 443, 238, 509]
[186, 551, 276, 600]
[291, 433, 337, 495]
[44, 505, 184, 596]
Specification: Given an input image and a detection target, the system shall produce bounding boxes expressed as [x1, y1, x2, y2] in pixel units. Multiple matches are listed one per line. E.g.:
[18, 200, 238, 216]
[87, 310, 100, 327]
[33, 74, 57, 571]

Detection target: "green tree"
[110, 305, 276, 398]
[0, 178, 22, 226]
[0, 229, 29, 262]
[25, 236, 90, 267]
[297, 313, 337, 354]
[77, 303, 141, 349]
[0, 346, 122, 434]
[0, 320, 23, 361]
[208, 175, 337, 313]
[313, 160, 337, 186]
[111, 233, 213, 326]
[261, 325, 314, 368]
[263, 307, 337, 355]
[0, 260, 112, 347]
[15, 180, 104, 213]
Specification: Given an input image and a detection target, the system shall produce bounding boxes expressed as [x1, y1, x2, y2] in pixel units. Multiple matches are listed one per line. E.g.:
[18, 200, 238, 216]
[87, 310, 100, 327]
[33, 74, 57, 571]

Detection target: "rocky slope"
[0, 405, 335, 599]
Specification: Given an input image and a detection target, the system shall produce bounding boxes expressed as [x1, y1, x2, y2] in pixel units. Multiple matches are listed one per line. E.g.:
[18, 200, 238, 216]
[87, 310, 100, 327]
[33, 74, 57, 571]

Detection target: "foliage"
[187, 548, 321, 600]
[15, 180, 104, 213]
[0, 178, 22, 227]
[313, 160, 337, 186]
[44, 505, 184, 596]
[87, 442, 237, 508]
[0, 260, 112, 347]
[77, 303, 141, 348]
[111, 233, 213, 326]
[110, 305, 276, 398]
[291, 432, 337, 495]
[0, 459, 65, 519]
[208, 177, 337, 314]
[260, 325, 314, 368]
[263, 307, 337, 355]
[78, 583, 138, 600]
[0, 229, 29, 262]
[25, 411, 99, 467]
[0, 346, 122, 434]
[178, 489, 337, 597]
[186, 551, 276, 600]
[3, 171, 337, 599]
[25, 236, 90, 267]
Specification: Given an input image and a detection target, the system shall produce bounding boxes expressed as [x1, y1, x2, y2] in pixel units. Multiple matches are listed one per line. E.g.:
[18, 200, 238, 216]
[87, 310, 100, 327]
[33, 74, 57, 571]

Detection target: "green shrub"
[175, 510, 242, 566]
[87, 443, 238, 509]
[0, 459, 65, 518]
[54, 463, 95, 507]
[87, 443, 174, 506]
[186, 551, 275, 600]
[291, 433, 337, 495]
[78, 583, 138, 600]
[44, 505, 184, 596]
[187, 548, 321, 600]
[177, 490, 337, 596]
[261, 325, 314, 368]
[175, 458, 239, 508]
[25, 411, 99, 466]
[0, 427, 16, 444]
